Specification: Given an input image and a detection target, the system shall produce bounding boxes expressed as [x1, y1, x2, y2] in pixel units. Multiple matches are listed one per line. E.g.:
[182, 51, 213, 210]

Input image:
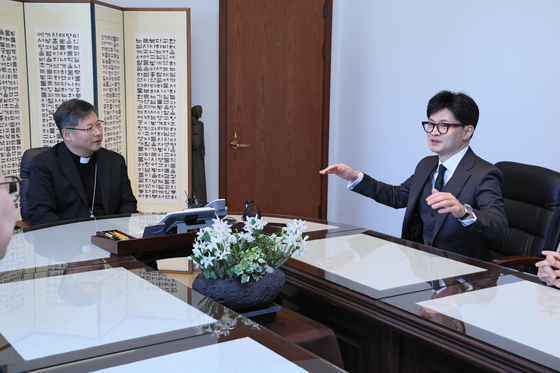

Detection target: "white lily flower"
[200, 255, 215, 269]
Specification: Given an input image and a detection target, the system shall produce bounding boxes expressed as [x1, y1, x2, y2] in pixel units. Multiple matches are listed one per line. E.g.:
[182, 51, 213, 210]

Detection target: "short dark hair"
[53, 99, 96, 136]
[427, 91, 479, 129]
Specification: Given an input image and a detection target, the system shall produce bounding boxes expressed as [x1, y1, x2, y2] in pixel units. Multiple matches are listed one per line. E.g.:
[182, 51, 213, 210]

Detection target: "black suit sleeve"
[117, 158, 138, 214]
[28, 155, 61, 225]
[352, 173, 412, 209]
[464, 166, 508, 246]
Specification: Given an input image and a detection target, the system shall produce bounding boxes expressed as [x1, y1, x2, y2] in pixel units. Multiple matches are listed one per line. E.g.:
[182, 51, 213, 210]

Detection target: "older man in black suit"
[28, 99, 137, 226]
[320, 91, 508, 261]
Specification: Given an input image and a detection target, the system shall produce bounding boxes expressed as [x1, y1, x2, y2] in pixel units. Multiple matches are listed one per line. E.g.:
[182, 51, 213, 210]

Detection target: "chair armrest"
[489, 255, 543, 267]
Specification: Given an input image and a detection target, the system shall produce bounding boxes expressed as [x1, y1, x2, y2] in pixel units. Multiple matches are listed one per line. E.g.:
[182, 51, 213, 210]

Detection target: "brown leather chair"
[489, 161, 560, 273]
[18, 147, 50, 226]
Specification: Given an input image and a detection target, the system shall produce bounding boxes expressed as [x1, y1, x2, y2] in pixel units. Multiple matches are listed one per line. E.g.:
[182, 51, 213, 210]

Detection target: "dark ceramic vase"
[192, 269, 285, 311]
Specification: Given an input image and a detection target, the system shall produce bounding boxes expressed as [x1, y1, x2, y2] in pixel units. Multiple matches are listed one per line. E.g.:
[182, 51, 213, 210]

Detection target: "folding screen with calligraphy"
[24, 2, 95, 148]
[0, 0, 30, 179]
[94, 4, 126, 157]
[0, 0, 191, 214]
[123, 10, 190, 212]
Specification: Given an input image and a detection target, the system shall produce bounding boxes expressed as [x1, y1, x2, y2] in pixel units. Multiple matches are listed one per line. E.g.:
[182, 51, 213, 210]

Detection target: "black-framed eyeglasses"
[66, 121, 104, 136]
[0, 176, 22, 204]
[422, 121, 464, 134]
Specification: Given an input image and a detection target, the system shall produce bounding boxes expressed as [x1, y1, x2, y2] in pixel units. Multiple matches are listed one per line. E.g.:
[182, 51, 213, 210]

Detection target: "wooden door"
[219, 0, 332, 219]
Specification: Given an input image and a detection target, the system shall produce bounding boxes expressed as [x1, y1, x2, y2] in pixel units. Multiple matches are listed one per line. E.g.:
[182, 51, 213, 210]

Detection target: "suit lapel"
[408, 156, 438, 210]
[432, 148, 475, 237]
[96, 149, 111, 214]
[402, 156, 438, 240]
[56, 143, 88, 206]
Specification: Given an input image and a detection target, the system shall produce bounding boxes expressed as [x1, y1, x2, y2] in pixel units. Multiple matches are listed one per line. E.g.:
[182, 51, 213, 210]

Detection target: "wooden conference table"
[279, 228, 560, 373]
[2, 213, 558, 372]
[0, 214, 346, 372]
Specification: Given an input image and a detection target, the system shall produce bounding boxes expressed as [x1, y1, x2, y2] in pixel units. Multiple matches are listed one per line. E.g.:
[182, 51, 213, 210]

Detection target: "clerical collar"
[66, 144, 97, 166]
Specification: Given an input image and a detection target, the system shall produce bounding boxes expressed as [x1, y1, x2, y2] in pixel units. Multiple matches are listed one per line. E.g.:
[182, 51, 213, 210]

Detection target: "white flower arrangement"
[190, 217, 309, 284]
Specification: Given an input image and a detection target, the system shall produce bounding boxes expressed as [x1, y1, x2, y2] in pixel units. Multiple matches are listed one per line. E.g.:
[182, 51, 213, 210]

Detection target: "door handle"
[230, 132, 250, 150]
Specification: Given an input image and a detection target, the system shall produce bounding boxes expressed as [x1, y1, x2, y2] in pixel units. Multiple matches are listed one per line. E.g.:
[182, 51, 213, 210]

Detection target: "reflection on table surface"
[0, 262, 255, 372]
[45, 326, 344, 373]
[3, 214, 166, 276]
[409, 274, 560, 370]
[284, 229, 559, 371]
[227, 214, 341, 232]
[0, 267, 215, 361]
[97, 337, 309, 373]
[9, 211, 556, 371]
[0, 213, 357, 371]
[4, 213, 358, 279]
[289, 232, 511, 299]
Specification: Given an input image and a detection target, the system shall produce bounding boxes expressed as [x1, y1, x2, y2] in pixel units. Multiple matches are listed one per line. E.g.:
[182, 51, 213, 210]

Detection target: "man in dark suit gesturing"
[320, 91, 508, 261]
[28, 99, 137, 226]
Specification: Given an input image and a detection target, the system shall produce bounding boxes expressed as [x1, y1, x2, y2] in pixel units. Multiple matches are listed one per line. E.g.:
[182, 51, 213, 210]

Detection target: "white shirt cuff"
[348, 172, 364, 189]
[459, 212, 477, 226]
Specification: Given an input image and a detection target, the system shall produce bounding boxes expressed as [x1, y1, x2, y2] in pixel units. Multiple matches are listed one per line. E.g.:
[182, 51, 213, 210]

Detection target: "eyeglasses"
[0, 176, 22, 203]
[66, 121, 104, 136]
[422, 121, 464, 134]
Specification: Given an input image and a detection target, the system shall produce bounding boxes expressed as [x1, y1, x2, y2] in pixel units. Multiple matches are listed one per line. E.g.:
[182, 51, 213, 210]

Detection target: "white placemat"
[418, 279, 560, 358]
[97, 337, 307, 372]
[295, 234, 486, 291]
[0, 267, 216, 360]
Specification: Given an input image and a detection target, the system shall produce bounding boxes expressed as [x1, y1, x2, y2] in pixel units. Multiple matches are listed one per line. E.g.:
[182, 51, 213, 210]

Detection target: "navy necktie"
[435, 164, 446, 191]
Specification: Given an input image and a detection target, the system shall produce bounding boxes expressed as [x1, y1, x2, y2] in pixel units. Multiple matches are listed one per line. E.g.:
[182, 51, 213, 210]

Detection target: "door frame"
[218, 0, 333, 219]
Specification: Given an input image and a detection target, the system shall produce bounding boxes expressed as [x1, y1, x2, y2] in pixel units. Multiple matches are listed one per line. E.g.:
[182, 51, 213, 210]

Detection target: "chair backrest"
[490, 161, 560, 262]
[19, 147, 50, 221]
